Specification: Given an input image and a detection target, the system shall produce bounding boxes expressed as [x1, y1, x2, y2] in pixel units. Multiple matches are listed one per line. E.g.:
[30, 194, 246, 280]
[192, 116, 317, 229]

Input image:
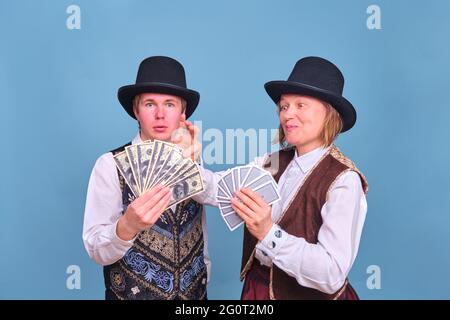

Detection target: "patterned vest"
[104, 143, 208, 300]
[240, 145, 368, 300]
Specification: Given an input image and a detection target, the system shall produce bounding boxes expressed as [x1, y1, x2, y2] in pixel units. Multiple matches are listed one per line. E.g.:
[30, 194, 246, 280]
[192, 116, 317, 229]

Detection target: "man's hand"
[171, 114, 202, 162]
[117, 186, 171, 241]
[231, 188, 273, 241]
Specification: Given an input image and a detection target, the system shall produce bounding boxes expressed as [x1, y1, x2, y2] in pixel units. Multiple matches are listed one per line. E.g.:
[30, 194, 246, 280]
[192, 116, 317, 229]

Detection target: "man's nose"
[155, 105, 165, 119]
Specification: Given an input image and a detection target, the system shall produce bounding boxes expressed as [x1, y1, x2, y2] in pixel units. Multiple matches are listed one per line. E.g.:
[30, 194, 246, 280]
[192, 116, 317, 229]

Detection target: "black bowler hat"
[264, 56, 356, 132]
[118, 56, 200, 119]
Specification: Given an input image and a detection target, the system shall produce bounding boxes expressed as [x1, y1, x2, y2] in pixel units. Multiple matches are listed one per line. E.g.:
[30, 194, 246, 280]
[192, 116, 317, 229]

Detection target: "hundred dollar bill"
[144, 140, 162, 191]
[167, 171, 204, 207]
[136, 142, 154, 194]
[151, 148, 184, 187]
[166, 162, 200, 187]
[157, 158, 191, 187]
[147, 141, 173, 189]
[113, 150, 140, 197]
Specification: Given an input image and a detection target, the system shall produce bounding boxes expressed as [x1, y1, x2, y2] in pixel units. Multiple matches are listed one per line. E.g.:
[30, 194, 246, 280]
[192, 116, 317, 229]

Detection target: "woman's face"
[278, 94, 328, 154]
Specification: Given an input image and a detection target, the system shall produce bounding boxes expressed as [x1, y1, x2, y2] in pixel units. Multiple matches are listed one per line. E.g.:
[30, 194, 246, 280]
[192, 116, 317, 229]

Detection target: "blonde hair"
[273, 101, 343, 147]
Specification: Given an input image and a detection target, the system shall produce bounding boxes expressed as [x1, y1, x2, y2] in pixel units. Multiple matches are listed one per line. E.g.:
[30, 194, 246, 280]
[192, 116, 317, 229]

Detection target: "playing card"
[217, 185, 231, 199]
[254, 181, 281, 205]
[241, 166, 265, 187]
[223, 212, 244, 231]
[222, 171, 235, 196]
[239, 166, 251, 187]
[232, 168, 240, 191]
[218, 179, 232, 198]
[219, 203, 235, 215]
[245, 174, 273, 191]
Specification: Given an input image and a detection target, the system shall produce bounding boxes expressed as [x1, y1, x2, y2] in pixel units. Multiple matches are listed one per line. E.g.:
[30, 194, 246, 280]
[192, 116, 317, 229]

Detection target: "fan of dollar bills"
[113, 140, 204, 207]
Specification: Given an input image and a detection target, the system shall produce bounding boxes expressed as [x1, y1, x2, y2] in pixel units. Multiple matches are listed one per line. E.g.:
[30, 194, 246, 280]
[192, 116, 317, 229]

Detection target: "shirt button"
[274, 230, 282, 238]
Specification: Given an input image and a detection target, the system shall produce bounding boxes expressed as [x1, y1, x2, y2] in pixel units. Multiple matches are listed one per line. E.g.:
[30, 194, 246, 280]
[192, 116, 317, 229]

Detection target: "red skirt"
[241, 263, 359, 300]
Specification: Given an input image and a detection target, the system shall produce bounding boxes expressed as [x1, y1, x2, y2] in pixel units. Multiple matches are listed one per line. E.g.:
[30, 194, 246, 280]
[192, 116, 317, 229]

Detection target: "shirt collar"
[132, 132, 143, 145]
[294, 146, 330, 174]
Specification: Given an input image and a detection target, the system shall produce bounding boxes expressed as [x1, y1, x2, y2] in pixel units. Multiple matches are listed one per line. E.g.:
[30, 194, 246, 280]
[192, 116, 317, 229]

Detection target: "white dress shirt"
[82, 133, 211, 282]
[193, 146, 367, 294]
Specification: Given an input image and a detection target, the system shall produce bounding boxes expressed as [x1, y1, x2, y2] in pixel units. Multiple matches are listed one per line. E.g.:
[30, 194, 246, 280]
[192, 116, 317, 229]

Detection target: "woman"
[187, 56, 368, 300]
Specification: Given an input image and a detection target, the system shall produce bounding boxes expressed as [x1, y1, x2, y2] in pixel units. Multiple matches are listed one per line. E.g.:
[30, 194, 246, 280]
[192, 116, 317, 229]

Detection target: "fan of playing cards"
[216, 165, 281, 231]
[113, 140, 204, 208]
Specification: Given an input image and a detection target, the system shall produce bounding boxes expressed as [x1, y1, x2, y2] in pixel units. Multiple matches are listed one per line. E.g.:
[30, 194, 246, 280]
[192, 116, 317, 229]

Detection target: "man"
[83, 56, 209, 300]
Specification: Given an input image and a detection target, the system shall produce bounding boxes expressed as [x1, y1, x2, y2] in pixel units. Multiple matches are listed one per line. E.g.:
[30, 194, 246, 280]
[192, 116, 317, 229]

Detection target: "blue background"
[1, 0, 449, 299]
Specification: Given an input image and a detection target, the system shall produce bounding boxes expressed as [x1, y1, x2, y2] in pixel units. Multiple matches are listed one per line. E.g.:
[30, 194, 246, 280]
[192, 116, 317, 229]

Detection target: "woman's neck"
[295, 140, 325, 156]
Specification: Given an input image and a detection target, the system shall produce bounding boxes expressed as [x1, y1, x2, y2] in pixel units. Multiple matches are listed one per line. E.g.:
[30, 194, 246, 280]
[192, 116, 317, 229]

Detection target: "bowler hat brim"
[265, 81, 356, 132]
[118, 82, 200, 120]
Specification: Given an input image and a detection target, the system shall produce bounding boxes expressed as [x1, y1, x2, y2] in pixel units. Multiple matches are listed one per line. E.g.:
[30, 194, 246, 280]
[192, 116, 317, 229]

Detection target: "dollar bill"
[125, 145, 142, 194]
[136, 142, 154, 194]
[113, 150, 140, 197]
[165, 162, 199, 187]
[152, 149, 184, 187]
[167, 170, 204, 207]
[147, 141, 173, 189]
[144, 140, 162, 191]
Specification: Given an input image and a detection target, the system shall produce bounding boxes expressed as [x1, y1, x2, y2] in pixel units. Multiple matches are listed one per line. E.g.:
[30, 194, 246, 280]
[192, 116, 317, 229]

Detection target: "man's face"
[133, 93, 184, 141]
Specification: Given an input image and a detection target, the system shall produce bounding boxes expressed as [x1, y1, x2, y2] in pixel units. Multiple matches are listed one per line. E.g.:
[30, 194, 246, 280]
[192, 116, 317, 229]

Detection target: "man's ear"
[133, 104, 139, 120]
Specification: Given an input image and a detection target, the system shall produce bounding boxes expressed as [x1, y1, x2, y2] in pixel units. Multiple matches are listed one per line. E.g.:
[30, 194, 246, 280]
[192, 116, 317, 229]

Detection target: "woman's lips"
[153, 126, 168, 133]
[284, 124, 298, 132]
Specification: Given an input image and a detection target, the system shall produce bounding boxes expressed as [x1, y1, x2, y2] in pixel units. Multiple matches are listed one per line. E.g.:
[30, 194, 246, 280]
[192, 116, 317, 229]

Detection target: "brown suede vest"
[240, 145, 368, 300]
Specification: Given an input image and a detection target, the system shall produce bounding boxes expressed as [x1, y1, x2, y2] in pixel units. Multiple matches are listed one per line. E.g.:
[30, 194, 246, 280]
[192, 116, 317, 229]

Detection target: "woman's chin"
[286, 136, 301, 147]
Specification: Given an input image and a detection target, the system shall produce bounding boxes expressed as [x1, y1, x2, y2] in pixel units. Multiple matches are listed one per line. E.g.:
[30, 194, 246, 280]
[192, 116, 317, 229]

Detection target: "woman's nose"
[283, 105, 295, 118]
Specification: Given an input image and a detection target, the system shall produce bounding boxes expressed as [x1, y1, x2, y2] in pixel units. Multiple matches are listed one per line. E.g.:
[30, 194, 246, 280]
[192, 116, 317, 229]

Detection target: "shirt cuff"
[255, 224, 287, 260]
[111, 220, 137, 248]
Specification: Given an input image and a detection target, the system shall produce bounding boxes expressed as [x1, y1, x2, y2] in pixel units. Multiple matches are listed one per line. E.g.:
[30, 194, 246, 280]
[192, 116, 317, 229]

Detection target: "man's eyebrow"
[141, 98, 178, 103]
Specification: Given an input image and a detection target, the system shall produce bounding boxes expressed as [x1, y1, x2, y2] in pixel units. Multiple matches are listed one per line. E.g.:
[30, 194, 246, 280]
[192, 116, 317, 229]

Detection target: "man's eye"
[280, 105, 288, 111]
[297, 103, 304, 109]
[145, 103, 154, 108]
[167, 103, 175, 108]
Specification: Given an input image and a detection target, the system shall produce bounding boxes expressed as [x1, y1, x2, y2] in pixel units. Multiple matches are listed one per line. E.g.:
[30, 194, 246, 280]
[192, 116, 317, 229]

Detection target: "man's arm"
[82, 152, 171, 265]
[82, 153, 135, 266]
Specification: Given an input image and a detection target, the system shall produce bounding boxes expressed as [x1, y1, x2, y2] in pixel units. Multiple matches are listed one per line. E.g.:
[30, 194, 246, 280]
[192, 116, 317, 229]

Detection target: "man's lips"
[153, 126, 168, 133]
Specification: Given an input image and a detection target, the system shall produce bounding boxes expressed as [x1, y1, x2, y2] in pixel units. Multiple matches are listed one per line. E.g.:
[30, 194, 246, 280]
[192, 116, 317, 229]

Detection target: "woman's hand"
[171, 114, 202, 162]
[231, 188, 273, 241]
